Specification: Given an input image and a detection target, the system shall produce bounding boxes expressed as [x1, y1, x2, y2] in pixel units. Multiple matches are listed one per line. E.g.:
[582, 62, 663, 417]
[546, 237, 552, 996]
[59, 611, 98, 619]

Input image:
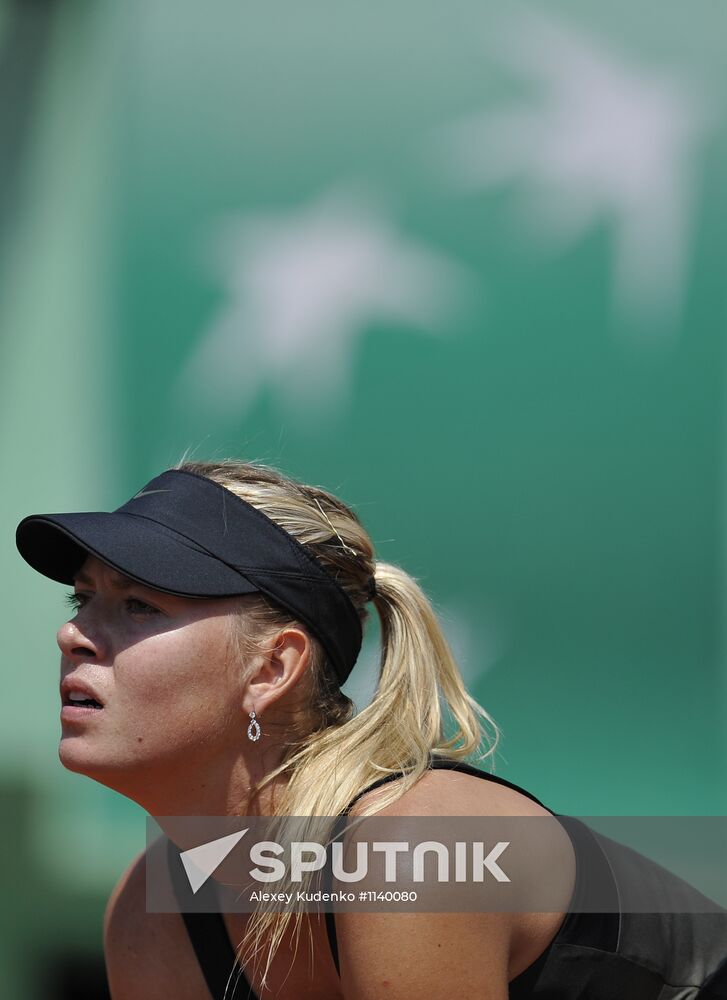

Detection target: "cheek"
[114, 627, 236, 724]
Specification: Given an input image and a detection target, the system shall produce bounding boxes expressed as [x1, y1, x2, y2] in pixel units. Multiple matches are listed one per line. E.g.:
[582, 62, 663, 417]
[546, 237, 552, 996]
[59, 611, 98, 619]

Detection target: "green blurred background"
[1, 0, 726, 996]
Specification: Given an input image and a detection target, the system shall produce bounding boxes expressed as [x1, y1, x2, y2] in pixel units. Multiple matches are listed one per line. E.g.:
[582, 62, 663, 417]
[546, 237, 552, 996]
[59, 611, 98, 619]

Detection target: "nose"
[57, 618, 101, 660]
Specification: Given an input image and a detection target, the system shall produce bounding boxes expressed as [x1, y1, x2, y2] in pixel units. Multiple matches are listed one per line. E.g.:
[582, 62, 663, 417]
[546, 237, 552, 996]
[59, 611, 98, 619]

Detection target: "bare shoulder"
[103, 836, 209, 1000]
[339, 764, 575, 996]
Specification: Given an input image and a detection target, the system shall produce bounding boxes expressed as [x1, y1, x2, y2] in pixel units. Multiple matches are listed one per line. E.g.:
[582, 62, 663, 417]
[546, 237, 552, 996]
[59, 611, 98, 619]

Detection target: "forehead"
[72, 555, 136, 591]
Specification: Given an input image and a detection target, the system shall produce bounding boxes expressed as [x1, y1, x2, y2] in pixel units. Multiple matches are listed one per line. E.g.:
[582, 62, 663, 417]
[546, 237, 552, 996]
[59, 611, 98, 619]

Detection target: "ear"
[243, 626, 312, 713]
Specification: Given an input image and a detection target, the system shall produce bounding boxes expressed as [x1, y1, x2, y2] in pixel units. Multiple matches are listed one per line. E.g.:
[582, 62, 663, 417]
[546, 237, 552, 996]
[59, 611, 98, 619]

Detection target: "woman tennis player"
[15, 459, 727, 998]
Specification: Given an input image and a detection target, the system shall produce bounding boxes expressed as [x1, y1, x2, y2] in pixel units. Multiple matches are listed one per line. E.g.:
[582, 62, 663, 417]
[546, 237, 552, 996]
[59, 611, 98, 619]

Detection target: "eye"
[124, 597, 159, 616]
[63, 591, 85, 612]
[62, 591, 160, 616]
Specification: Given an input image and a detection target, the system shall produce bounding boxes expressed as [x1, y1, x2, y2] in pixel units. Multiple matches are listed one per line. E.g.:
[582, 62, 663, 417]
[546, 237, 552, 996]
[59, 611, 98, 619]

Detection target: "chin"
[57, 737, 160, 805]
[57, 734, 123, 782]
[58, 736, 105, 777]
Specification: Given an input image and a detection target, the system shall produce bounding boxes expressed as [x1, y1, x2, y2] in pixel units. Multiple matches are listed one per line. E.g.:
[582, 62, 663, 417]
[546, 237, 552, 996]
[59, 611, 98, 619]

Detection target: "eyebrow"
[72, 570, 137, 591]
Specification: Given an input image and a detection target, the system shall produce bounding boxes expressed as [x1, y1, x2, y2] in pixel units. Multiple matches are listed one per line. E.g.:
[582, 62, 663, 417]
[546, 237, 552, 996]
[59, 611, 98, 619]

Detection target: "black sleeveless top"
[165, 758, 727, 998]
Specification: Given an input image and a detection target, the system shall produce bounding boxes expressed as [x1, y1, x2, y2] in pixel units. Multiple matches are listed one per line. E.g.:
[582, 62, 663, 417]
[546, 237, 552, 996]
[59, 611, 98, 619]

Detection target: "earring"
[247, 709, 261, 742]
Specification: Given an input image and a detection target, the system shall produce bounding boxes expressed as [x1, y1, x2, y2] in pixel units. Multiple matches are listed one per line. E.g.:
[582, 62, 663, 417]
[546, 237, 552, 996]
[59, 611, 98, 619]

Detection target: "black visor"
[15, 468, 364, 684]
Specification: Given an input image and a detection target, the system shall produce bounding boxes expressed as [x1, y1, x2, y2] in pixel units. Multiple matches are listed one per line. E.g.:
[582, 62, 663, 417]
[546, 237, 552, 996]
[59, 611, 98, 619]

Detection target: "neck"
[106, 741, 291, 852]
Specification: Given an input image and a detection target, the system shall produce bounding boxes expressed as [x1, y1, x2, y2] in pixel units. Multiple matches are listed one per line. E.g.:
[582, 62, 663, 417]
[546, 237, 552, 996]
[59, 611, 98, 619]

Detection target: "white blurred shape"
[171, 186, 472, 424]
[435, 5, 712, 333]
[438, 602, 506, 688]
[343, 601, 506, 714]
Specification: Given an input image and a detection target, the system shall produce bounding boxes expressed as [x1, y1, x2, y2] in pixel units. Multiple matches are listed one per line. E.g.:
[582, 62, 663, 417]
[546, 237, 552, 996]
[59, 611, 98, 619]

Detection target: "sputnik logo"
[179, 829, 249, 894]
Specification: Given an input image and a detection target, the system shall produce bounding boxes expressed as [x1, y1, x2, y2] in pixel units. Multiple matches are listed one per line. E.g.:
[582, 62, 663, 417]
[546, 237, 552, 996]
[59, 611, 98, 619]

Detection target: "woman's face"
[56, 553, 249, 798]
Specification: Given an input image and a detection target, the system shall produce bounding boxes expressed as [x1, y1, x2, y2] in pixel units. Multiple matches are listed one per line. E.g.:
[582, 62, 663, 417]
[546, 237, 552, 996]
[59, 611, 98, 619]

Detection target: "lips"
[60, 676, 105, 708]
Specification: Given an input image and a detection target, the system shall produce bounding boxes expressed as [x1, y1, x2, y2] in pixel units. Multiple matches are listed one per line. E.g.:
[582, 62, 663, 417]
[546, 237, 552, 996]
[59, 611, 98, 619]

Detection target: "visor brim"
[15, 512, 259, 598]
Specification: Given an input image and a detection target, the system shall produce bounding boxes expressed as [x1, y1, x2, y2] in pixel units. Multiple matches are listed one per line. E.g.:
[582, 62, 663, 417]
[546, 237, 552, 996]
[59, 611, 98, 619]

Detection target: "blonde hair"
[174, 457, 501, 995]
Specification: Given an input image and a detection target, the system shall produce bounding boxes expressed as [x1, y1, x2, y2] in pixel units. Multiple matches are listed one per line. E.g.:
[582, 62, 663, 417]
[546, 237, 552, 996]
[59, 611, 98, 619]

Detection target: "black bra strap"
[324, 909, 340, 978]
[322, 811, 350, 977]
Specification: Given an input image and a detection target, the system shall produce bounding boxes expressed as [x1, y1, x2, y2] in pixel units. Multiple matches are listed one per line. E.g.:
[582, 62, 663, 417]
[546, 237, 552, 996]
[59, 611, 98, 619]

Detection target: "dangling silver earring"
[247, 709, 261, 742]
